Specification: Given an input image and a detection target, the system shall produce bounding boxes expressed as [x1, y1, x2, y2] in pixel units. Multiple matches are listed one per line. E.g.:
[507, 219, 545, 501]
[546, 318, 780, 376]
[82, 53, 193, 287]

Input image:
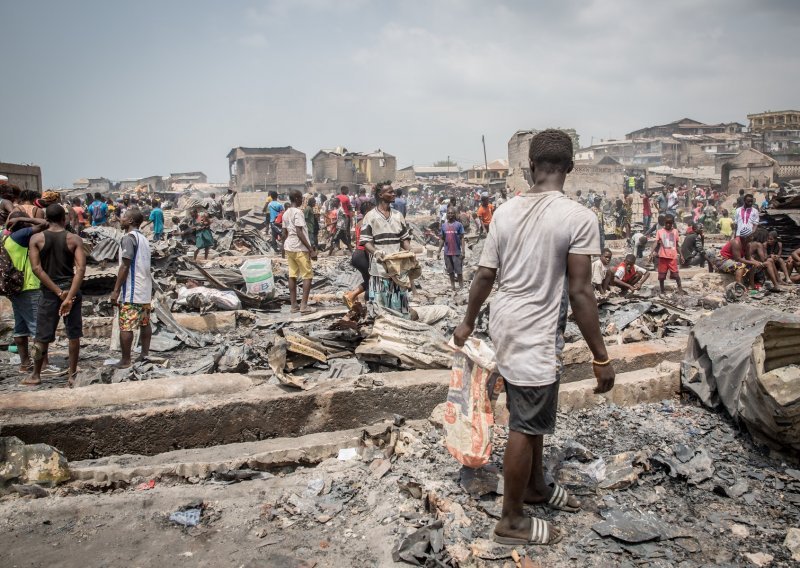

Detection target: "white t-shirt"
[592, 259, 607, 285]
[282, 207, 309, 253]
[631, 232, 645, 249]
[119, 230, 152, 304]
[479, 191, 601, 387]
[734, 206, 759, 236]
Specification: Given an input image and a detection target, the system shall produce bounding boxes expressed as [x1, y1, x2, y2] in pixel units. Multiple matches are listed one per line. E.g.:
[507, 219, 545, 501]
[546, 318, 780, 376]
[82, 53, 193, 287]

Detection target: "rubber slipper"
[545, 483, 581, 513]
[300, 307, 318, 315]
[493, 517, 562, 546]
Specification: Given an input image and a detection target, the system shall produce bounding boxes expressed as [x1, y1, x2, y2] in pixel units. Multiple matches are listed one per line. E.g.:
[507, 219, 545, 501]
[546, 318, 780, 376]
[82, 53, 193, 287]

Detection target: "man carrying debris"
[613, 254, 650, 295]
[360, 182, 413, 318]
[282, 190, 318, 314]
[25, 204, 86, 387]
[454, 130, 615, 546]
[651, 213, 685, 295]
[110, 209, 153, 368]
[438, 207, 465, 290]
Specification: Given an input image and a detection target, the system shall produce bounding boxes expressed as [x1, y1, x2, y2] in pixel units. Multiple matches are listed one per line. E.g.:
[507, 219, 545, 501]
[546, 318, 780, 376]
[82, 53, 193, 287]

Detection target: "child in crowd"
[651, 214, 685, 295]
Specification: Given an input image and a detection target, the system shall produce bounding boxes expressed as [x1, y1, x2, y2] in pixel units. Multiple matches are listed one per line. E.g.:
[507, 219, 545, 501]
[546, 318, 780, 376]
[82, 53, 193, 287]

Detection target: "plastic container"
[8, 345, 18, 353]
[240, 258, 275, 297]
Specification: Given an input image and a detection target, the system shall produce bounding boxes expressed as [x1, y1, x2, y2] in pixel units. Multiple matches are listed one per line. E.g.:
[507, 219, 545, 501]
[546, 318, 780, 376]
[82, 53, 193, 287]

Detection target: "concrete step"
[70, 421, 395, 484]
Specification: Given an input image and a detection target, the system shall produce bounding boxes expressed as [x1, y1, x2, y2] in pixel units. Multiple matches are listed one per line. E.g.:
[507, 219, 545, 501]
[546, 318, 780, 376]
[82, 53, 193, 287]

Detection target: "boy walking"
[438, 207, 465, 290]
[651, 213, 684, 294]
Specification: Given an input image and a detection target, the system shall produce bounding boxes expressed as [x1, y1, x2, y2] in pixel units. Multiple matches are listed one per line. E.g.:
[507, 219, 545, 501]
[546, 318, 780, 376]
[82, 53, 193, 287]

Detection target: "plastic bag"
[176, 286, 241, 311]
[240, 258, 275, 297]
[444, 337, 504, 468]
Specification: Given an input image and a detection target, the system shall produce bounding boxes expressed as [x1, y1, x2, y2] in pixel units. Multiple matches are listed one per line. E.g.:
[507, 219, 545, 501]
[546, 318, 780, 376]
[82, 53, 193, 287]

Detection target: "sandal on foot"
[546, 483, 581, 513]
[300, 307, 317, 315]
[493, 517, 562, 546]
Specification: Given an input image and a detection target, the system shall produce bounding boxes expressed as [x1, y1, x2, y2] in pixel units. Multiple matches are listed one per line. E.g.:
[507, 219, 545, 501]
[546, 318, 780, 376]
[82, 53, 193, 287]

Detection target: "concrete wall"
[0, 162, 42, 191]
[563, 164, 626, 198]
[727, 166, 774, 192]
[364, 156, 396, 183]
[233, 154, 306, 192]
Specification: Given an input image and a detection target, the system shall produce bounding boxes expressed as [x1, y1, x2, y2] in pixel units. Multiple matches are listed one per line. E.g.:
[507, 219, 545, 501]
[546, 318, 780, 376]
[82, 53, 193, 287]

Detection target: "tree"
[433, 159, 458, 167]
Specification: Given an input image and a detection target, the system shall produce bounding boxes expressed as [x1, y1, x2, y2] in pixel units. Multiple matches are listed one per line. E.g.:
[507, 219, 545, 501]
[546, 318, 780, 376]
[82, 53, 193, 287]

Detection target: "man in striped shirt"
[359, 182, 413, 318]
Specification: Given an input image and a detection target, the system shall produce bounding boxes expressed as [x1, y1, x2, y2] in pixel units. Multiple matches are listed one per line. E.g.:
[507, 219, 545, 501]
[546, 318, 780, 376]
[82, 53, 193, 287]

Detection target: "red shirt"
[642, 196, 651, 216]
[337, 195, 353, 217]
[355, 224, 365, 251]
[275, 211, 284, 224]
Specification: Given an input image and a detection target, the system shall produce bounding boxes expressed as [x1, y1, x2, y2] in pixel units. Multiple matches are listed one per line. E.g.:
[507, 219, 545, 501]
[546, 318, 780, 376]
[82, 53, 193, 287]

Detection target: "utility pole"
[447, 155, 450, 174]
[482, 135, 489, 183]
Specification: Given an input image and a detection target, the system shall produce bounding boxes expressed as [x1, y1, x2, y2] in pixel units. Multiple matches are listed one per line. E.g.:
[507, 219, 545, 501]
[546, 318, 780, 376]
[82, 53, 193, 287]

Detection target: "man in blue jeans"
[4, 213, 61, 378]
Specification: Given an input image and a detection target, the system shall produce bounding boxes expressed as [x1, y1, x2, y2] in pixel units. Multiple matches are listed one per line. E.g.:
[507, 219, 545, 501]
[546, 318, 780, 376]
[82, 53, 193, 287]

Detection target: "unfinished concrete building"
[311, 148, 396, 188]
[73, 177, 112, 194]
[719, 148, 777, 192]
[166, 172, 207, 190]
[748, 109, 800, 155]
[626, 118, 744, 140]
[0, 162, 42, 191]
[507, 128, 580, 192]
[228, 147, 307, 193]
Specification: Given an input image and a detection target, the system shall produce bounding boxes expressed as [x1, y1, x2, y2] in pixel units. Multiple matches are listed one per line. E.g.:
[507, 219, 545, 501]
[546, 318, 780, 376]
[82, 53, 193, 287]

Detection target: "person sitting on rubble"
[748, 230, 785, 292]
[360, 181, 413, 318]
[344, 200, 375, 309]
[765, 230, 792, 283]
[591, 248, 614, 294]
[680, 223, 709, 269]
[282, 190, 317, 314]
[454, 129, 614, 547]
[438, 207, 465, 291]
[613, 254, 650, 295]
[707, 225, 759, 286]
[193, 208, 214, 261]
[109, 209, 153, 369]
[650, 213, 685, 295]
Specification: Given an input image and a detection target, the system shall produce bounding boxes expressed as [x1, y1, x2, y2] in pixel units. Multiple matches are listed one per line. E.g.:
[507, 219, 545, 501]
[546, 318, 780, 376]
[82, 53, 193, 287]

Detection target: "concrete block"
[172, 311, 237, 333]
[558, 361, 680, 412]
[560, 337, 686, 384]
[0, 436, 70, 487]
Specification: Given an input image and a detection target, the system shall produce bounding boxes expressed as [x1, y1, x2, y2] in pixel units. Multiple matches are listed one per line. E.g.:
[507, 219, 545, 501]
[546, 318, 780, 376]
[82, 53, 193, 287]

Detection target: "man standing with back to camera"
[454, 130, 615, 546]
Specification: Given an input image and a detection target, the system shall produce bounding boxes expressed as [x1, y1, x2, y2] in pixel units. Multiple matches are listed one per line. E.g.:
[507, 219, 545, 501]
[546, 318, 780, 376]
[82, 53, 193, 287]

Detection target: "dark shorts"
[11, 289, 41, 338]
[35, 289, 83, 343]
[505, 380, 560, 436]
[444, 254, 463, 276]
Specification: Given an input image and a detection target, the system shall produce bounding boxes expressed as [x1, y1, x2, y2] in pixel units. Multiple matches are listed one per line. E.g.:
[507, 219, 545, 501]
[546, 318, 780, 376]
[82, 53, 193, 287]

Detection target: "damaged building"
[311, 148, 396, 190]
[227, 146, 307, 193]
[0, 162, 42, 191]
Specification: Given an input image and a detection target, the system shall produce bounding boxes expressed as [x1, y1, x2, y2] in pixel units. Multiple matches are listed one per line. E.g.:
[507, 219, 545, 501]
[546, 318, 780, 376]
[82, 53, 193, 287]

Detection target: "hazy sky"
[1, 0, 798, 187]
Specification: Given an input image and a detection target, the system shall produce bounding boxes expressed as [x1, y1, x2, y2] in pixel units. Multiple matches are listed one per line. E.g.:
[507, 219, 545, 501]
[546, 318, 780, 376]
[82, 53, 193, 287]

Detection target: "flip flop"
[493, 517, 562, 546]
[300, 307, 318, 315]
[546, 483, 581, 513]
[342, 293, 356, 310]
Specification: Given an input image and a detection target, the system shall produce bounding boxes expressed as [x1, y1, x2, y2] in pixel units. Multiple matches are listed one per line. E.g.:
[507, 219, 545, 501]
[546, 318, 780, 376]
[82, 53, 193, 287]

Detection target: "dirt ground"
[1, 396, 798, 567]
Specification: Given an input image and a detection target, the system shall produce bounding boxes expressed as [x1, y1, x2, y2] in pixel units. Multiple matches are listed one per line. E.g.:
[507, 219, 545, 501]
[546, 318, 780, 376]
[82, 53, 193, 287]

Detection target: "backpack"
[0, 238, 25, 297]
[92, 202, 105, 223]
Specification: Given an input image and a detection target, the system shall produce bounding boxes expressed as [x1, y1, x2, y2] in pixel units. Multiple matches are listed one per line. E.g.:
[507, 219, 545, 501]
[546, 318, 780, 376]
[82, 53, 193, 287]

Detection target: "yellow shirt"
[719, 217, 733, 236]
